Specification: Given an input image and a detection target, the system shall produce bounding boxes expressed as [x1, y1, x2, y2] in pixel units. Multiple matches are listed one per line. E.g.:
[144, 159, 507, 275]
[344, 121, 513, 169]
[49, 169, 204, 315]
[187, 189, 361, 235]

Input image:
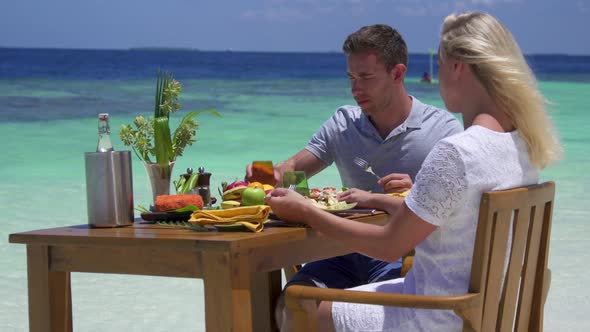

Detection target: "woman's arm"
[266, 189, 436, 263]
[337, 189, 404, 215]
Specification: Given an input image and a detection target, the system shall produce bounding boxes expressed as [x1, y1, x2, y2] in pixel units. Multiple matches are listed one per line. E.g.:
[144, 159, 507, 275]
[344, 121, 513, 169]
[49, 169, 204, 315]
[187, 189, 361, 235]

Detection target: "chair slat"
[529, 201, 554, 332]
[515, 203, 544, 331]
[481, 209, 512, 332]
[498, 206, 532, 331]
[469, 200, 495, 295]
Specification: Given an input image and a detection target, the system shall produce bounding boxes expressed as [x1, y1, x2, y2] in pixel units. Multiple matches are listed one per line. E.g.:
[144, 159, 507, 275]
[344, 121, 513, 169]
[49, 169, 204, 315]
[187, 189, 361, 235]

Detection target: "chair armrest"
[285, 285, 481, 311]
[285, 285, 483, 332]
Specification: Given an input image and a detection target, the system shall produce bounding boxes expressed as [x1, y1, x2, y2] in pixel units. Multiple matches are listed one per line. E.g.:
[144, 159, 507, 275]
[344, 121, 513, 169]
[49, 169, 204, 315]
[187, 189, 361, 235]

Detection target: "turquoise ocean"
[1, 49, 589, 330]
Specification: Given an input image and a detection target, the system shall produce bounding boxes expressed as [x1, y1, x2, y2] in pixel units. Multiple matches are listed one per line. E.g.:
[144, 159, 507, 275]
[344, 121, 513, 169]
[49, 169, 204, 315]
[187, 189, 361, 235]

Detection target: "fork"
[288, 184, 297, 191]
[353, 157, 381, 179]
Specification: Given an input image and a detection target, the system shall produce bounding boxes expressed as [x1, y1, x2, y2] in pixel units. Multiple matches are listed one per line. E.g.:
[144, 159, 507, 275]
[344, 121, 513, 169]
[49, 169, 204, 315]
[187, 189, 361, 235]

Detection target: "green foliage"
[174, 173, 199, 194]
[119, 71, 221, 170]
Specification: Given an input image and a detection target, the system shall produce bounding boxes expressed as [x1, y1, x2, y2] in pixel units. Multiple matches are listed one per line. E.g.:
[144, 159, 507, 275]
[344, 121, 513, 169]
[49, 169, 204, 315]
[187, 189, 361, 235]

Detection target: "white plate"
[313, 201, 358, 213]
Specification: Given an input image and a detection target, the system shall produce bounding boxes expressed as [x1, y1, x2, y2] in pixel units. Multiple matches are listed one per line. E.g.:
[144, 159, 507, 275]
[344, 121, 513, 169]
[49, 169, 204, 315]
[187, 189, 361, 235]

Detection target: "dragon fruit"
[225, 180, 248, 191]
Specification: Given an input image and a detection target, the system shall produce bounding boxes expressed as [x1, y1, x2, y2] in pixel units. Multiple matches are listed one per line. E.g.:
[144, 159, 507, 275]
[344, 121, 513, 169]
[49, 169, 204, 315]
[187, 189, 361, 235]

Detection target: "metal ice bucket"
[84, 151, 134, 227]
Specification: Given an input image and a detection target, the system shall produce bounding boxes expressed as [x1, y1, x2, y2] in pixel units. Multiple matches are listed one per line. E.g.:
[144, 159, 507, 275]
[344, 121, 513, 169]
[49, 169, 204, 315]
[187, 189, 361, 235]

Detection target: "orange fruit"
[262, 184, 275, 192]
[248, 182, 265, 189]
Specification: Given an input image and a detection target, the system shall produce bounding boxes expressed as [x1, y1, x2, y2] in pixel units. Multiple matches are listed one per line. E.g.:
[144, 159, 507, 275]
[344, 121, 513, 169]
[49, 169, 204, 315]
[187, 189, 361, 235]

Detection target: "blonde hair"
[439, 12, 562, 169]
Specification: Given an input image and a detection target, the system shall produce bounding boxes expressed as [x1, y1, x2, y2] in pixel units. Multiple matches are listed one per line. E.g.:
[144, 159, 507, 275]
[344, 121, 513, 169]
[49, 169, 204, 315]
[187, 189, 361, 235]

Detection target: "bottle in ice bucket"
[85, 113, 134, 227]
[96, 113, 114, 152]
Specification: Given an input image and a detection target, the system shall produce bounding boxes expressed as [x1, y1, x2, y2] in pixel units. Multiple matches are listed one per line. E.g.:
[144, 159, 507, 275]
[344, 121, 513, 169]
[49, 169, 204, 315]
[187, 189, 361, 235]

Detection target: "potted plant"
[119, 70, 220, 203]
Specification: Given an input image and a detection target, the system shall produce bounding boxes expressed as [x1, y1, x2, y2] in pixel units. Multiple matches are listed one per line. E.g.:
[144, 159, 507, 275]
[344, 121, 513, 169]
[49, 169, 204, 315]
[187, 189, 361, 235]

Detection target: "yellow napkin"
[188, 205, 270, 232]
[386, 190, 410, 198]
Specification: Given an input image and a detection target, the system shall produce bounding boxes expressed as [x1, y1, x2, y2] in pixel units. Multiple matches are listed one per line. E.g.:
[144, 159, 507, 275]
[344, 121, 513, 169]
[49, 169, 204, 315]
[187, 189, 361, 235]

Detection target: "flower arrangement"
[119, 70, 220, 177]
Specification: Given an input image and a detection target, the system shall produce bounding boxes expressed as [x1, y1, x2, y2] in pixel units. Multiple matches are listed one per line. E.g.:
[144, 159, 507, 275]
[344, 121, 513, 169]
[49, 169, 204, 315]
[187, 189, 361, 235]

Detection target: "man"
[246, 24, 462, 329]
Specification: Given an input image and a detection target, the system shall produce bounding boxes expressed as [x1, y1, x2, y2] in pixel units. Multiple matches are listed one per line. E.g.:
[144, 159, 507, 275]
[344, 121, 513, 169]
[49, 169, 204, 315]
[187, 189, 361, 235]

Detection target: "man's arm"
[276, 149, 327, 179]
[246, 149, 328, 184]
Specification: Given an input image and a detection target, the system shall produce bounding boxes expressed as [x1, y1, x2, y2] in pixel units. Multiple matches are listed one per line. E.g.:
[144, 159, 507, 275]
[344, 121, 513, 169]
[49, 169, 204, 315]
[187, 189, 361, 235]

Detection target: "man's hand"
[337, 188, 375, 208]
[378, 173, 413, 193]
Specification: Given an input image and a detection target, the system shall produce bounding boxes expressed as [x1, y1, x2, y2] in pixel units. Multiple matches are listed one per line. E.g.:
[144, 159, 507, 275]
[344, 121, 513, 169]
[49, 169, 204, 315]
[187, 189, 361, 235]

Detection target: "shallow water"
[1, 50, 589, 330]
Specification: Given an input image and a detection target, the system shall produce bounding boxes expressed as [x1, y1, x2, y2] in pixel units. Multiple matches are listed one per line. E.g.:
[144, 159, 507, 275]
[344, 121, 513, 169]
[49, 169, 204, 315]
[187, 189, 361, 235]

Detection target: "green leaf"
[173, 109, 220, 141]
[178, 109, 221, 128]
[153, 116, 174, 174]
[168, 204, 200, 212]
[154, 70, 173, 118]
[175, 173, 199, 194]
[135, 205, 151, 213]
[183, 173, 199, 194]
[155, 70, 163, 117]
[173, 178, 185, 193]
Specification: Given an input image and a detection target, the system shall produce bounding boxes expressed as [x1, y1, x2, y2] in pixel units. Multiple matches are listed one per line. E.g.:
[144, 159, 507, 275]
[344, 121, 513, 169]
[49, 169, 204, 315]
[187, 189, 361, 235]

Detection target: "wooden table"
[9, 213, 386, 332]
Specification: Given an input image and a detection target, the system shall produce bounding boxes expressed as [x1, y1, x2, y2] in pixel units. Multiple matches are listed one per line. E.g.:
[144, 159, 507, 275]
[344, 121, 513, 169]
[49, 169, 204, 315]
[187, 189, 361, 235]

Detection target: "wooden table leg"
[27, 245, 72, 332]
[251, 270, 282, 332]
[202, 251, 253, 331]
[50, 271, 72, 332]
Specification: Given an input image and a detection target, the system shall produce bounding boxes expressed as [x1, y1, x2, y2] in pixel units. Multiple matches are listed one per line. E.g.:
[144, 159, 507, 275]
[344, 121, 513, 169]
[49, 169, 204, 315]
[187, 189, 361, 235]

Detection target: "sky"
[1, 0, 589, 55]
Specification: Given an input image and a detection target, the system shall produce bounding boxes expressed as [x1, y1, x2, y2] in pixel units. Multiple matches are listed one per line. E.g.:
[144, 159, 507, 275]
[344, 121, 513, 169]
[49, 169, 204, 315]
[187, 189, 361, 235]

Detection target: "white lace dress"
[332, 126, 539, 331]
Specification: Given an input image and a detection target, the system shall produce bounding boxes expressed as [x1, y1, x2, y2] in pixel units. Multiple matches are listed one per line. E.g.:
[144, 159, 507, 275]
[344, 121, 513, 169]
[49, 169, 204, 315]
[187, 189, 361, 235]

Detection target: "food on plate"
[387, 190, 410, 197]
[308, 187, 355, 211]
[154, 194, 204, 212]
[309, 187, 338, 199]
[309, 198, 356, 211]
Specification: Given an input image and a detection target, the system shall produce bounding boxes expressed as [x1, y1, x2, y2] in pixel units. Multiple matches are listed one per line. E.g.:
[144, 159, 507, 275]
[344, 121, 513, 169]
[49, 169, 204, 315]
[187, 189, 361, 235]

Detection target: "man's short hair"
[342, 24, 408, 71]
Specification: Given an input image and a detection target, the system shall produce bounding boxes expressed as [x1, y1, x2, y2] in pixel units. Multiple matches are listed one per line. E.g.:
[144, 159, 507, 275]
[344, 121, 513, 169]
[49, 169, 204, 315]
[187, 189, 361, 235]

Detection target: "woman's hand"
[337, 188, 375, 208]
[265, 188, 314, 224]
[378, 173, 413, 193]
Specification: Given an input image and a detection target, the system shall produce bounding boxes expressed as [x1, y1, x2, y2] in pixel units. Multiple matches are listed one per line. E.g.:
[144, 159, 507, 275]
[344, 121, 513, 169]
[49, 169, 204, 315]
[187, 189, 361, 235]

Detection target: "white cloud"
[239, 0, 523, 22]
[240, 7, 308, 21]
[241, 2, 314, 21]
[395, 0, 523, 17]
[398, 1, 453, 17]
[239, 0, 353, 22]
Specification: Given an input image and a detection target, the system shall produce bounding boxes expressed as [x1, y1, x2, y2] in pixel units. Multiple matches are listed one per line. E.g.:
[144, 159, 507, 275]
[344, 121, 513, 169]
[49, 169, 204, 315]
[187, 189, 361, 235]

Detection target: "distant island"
[128, 47, 200, 52]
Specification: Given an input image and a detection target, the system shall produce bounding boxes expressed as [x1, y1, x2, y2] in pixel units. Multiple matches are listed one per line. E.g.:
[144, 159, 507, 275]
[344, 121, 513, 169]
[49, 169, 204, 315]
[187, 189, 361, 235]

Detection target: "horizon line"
[1, 46, 589, 57]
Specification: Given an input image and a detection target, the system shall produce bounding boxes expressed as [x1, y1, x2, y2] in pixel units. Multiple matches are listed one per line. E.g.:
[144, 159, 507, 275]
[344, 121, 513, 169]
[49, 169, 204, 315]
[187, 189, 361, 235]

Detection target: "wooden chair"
[285, 181, 555, 332]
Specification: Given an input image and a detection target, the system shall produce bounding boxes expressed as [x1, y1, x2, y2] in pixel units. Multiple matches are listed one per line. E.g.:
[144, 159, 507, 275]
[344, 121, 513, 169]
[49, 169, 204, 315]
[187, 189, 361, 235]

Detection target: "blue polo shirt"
[306, 96, 463, 193]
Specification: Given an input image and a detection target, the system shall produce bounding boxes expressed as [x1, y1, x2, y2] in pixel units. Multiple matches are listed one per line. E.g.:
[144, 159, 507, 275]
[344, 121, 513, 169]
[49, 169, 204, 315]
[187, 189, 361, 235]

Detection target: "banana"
[222, 186, 248, 201]
[221, 200, 241, 209]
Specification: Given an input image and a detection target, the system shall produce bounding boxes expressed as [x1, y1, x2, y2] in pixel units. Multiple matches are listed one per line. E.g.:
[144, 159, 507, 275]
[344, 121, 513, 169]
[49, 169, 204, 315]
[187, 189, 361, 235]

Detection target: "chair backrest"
[469, 181, 555, 332]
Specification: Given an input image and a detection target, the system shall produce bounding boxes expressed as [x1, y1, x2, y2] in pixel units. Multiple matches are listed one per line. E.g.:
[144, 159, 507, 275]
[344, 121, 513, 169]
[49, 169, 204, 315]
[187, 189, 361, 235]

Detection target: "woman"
[266, 12, 562, 331]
